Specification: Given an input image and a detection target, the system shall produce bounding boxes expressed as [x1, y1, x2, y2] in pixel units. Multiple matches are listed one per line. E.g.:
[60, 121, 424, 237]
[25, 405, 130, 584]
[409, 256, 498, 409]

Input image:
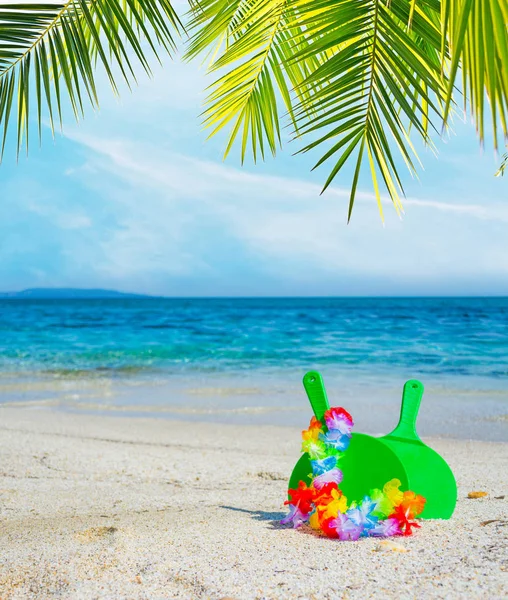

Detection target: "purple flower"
[328, 513, 363, 541]
[313, 468, 343, 490]
[369, 517, 401, 537]
[281, 504, 309, 528]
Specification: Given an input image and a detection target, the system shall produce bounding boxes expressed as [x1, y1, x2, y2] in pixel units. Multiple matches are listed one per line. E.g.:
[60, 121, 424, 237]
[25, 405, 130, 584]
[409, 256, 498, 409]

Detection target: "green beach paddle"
[288, 371, 457, 519]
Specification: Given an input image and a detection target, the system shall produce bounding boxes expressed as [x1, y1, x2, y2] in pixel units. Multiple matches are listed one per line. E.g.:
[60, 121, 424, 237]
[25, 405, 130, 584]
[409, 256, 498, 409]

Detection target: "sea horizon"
[2, 289, 508, 299]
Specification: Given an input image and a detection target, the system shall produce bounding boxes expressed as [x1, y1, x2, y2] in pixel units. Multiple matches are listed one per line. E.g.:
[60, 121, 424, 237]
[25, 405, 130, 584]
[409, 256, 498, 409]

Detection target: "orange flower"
[309, 416, 322, 430]
[301, 416, 324, 446]
[400, 490, 426, 518]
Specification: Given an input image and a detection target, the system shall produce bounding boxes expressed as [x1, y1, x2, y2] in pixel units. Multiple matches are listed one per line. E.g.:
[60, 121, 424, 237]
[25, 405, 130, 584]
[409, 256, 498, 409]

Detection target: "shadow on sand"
[220, 505, 287, 529]
[220, 505, 337, 539]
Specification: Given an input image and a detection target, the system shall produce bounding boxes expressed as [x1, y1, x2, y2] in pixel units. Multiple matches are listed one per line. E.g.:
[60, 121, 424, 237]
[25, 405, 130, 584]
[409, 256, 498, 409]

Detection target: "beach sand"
[0, 407, 506, 599]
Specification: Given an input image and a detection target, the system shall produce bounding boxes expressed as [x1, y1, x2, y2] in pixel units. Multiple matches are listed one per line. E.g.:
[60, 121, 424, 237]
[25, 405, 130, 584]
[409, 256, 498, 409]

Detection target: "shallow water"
[0, 297, 507, 440]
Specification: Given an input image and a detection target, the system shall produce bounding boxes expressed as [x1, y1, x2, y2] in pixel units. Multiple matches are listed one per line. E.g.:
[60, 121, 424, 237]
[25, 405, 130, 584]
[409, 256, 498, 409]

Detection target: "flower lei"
[282, 407, 426, 540]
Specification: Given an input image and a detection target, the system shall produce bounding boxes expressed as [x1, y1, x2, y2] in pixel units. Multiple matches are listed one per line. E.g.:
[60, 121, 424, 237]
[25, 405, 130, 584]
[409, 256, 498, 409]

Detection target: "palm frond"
[189, 0, 448, 219]
[185, 0, 323, 162]
[0, 0, 181, 158]
[291, 0, 447, 220]
[1, 0, 506, 220]
[441, 0, 508, 150]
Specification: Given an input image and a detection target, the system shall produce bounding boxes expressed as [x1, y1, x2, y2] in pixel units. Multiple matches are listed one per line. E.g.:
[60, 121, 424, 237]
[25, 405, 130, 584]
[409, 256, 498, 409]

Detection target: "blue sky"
[0, 44, 507, 296]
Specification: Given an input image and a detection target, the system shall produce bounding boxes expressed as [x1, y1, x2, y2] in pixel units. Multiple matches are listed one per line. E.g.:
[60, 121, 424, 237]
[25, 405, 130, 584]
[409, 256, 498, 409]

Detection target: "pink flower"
[324, 407, 354, 435]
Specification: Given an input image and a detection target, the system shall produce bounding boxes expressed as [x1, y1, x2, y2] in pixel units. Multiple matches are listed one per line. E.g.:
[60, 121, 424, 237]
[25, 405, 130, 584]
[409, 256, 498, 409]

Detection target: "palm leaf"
[441, 0, 508, 150]
[189, 0, 449, 219]
[496, 151, 508, 176]
[185, 0, 323, 162]
[187, 0, 507, 219]
[0, 0, 182, 158]
[291, 0, 448, 219]
[1, 0, 506, 221]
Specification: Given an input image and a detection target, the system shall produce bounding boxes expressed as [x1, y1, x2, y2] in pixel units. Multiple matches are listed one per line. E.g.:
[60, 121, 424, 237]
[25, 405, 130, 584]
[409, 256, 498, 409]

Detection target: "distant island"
[0, 288, 153, 299]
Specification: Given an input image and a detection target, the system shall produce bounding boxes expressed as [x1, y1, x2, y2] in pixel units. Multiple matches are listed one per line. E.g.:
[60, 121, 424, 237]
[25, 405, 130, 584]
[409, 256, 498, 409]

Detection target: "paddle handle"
[302, 371, 330, 422]
[390, 379, 424, 441]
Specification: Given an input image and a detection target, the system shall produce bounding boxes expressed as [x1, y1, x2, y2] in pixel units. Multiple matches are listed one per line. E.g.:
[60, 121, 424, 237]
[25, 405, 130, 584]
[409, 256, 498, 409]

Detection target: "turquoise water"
[0, 297, 507, 439]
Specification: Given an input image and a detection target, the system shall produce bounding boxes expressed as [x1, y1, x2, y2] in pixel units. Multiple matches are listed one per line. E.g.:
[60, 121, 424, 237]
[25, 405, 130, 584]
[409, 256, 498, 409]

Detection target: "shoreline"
[1, 407, 507, 599]
[1, 373, 507, 442]
[1, 403, 507, 444]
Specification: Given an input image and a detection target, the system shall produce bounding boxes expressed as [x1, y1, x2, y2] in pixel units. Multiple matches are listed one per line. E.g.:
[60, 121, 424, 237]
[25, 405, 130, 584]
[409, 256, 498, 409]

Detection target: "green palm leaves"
[0, 0, 181, 155]
[186, 0, 322, 162]
[442, 0, 508, 151]
[287, 0, 446, 218]
[188, 0, 507, 219]
[0, 0, 507, 218]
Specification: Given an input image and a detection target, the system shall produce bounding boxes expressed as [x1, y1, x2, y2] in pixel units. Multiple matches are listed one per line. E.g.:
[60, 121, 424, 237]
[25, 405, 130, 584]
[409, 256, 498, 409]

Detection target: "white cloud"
[57, 128, 508, 295]
[67, 128, 508, 220]
[403, 197, 506, 220]
[25, 195, 92, 230]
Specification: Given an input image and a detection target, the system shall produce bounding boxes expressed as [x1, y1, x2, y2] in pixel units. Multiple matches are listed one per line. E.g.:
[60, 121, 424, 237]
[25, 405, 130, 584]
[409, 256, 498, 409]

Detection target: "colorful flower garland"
[282, 407, 426, 540]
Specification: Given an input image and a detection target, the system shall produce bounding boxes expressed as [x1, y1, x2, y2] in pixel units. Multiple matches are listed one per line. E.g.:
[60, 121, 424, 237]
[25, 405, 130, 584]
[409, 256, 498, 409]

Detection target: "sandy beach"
[0, 407, 507, 599]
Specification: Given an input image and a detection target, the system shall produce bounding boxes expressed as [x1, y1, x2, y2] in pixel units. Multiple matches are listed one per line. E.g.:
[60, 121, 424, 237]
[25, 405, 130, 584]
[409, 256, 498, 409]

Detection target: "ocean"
[0, 297, 507, 440]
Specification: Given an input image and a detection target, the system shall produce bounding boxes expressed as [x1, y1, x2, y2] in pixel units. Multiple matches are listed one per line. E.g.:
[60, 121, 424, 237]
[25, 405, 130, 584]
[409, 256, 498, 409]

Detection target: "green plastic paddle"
[288, 371, 457, 519]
